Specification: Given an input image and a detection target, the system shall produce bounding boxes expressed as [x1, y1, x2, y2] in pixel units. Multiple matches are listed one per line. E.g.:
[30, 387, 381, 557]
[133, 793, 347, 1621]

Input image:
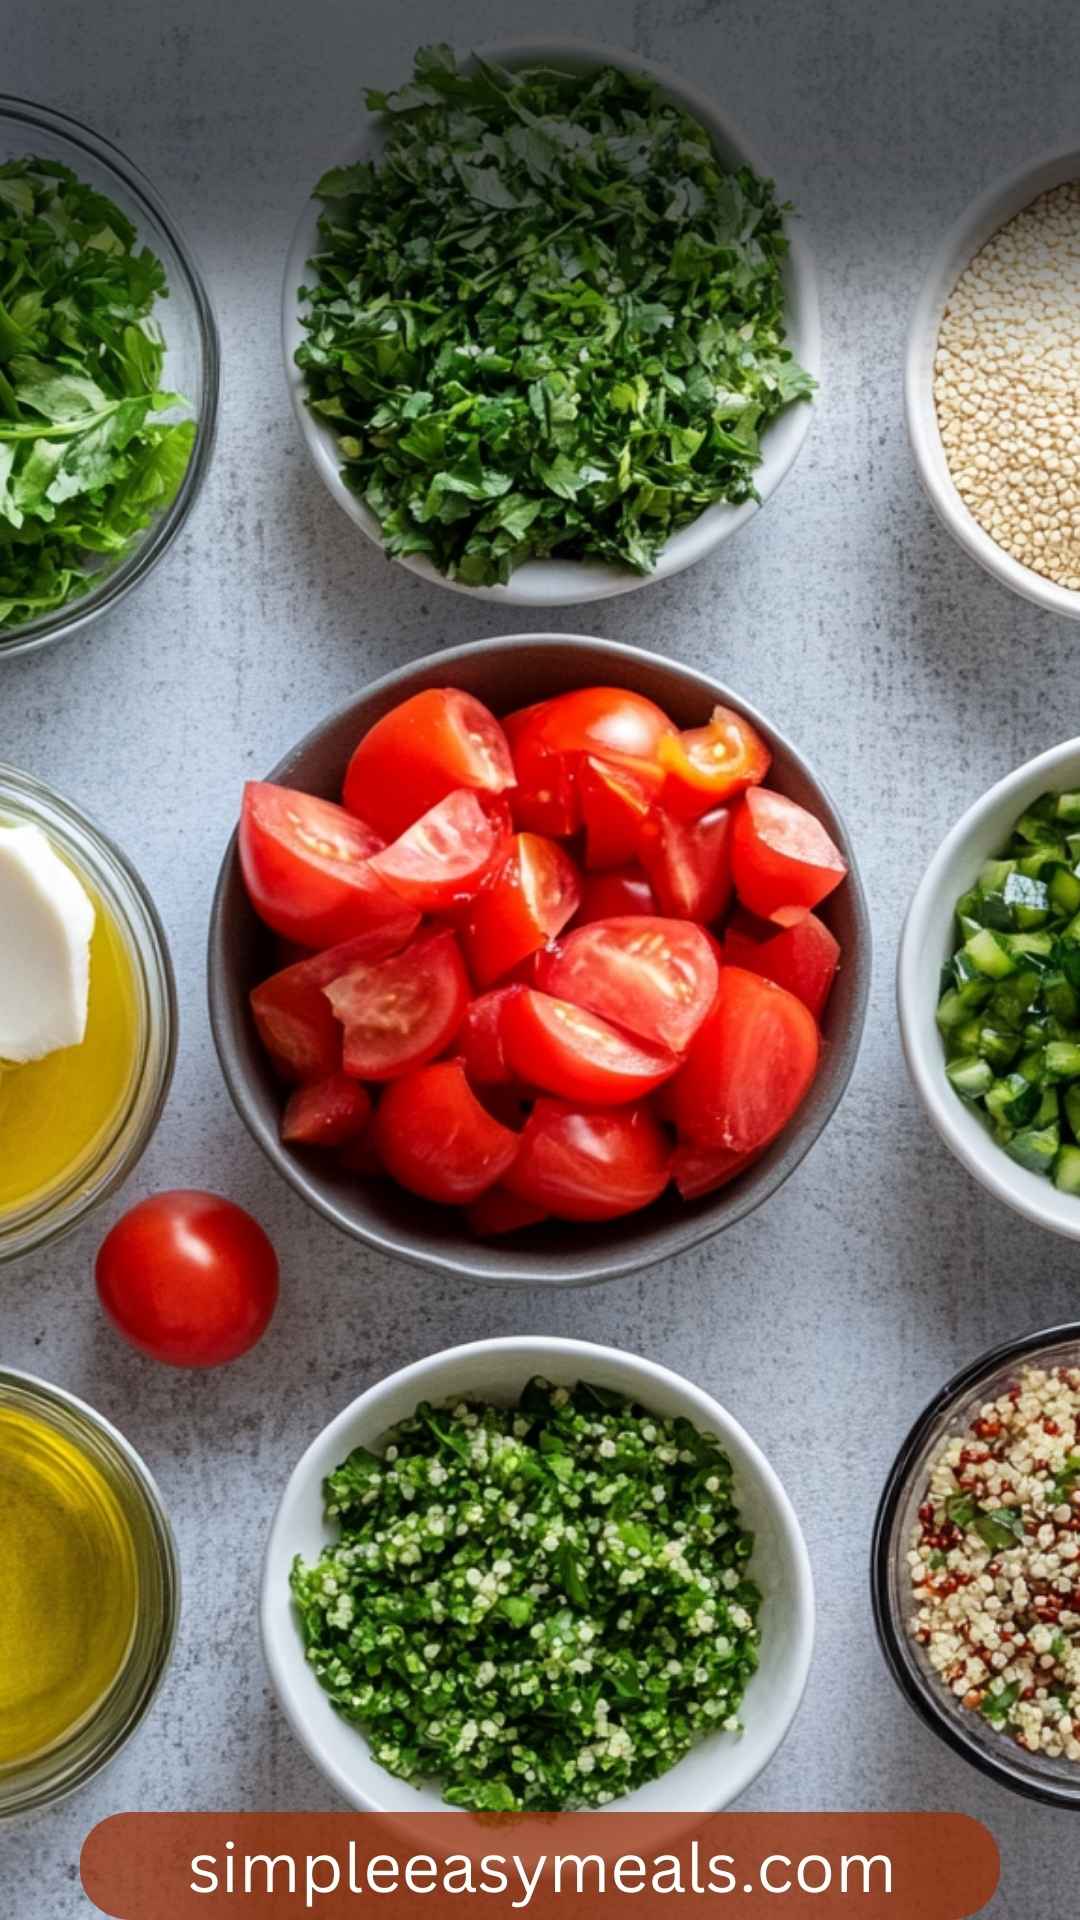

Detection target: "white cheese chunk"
[0, 824, 95, 1063]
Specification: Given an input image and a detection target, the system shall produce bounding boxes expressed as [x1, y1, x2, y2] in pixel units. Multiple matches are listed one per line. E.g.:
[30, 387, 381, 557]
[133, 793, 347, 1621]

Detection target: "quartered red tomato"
[249, 924, 419, 1082]
[732, 787, 847, 922]
[239, 783, 416, 949]
[460, 986, 521, 1086]
[574, 867, 658, 925]
[671, 966, 820, 1154]
[658, 705, 771, 820]
[671, 1140, 765, 1200]
[500, 988, 678, 1106]
[461, 832, 581, 987]
[579, 756, 653, 869]
[369, 789, 510, 912]
[280, 1073, 372, 1147]
[505, 688, 672, 837]
[373, 1060, 520, 1204]
[342, 690, 515, 841]
[537, 916, 720, 1056]
[467, 1188, 548, 1236]
[733, 911, 840, 1020]
[323, 929, 469, 1080]
[503, 1099, 672, 1221]
[638, 806, 733, 923]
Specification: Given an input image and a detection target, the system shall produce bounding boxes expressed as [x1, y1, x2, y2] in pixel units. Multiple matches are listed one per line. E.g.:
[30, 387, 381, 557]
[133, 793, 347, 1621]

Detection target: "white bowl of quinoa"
[261, 1336, 814, 1813]
[873, 1324, 1080, 1809]
[906, 145, 1080, 619]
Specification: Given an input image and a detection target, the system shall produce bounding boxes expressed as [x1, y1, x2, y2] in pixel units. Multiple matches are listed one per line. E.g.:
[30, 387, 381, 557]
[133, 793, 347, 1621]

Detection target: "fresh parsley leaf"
[297, 46, 813, 585]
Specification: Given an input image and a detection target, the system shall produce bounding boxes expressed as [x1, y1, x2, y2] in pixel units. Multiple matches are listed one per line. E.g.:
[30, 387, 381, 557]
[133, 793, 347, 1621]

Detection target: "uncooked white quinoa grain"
[935, 182, 1080, 591]
[908, 1365, 1080, 1761]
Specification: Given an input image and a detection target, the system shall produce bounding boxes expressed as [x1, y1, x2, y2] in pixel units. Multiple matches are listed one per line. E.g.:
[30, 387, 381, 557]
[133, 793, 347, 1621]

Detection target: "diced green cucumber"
[978, 859, 1016, 895]
[989, 970, 1040, 1027]
[1003, 930, 1055, 963]
[946, 1056, 995, 1098]
[977, 1025, 1021, 1071]
[1050, 866, 1080, 917]
[949, 1017, 983, 1056]
[962, 928, 1016, 979]
[937, 981, 993, 1029]
[1054, 1144, 1080, 1193]
[1065, 1084, 1080, 1141]
[1044, 1040, 1080, 1079]
[985, 1075, 1041, 1128]
[1004, 872, 1051, 929]
[1037, 1086, 1060, 1126]
[1055, 792, 1080, 824]
[1044, 973, 1080, 1024]
[1005, 1123, 1060, 1174]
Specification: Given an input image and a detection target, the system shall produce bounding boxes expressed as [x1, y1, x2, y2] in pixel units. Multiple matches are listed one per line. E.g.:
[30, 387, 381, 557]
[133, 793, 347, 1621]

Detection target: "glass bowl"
[0, 1369, 179, 1816]
[0, 766, 177, 1262]
[872, 1323, 1080, 1809]
[0, 98, 219, 660]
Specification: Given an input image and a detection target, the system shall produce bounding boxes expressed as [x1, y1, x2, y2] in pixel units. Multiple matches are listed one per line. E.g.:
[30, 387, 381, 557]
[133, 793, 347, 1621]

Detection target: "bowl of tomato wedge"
[208, 635, 869, 1284]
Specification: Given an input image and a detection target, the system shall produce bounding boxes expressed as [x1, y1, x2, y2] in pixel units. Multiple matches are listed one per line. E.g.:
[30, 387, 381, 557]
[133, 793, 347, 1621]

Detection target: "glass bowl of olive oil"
[0, 767, 177, 1262]
[0, 1370, 179, 1814]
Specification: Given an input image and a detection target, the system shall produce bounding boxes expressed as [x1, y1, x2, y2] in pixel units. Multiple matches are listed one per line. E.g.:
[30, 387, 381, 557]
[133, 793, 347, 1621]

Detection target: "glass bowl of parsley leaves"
[0, 100, 219, 658]
[262, 1336, 814, 1813]
[285, 42, 819, 605]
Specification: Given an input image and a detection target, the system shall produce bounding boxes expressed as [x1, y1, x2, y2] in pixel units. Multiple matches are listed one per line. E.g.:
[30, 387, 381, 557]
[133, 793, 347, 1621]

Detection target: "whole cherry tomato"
[96, 1192, 279, 1368]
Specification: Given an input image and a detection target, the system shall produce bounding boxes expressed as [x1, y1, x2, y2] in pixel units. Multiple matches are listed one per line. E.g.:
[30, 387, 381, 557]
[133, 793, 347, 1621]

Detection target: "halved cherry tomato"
[239, 783, 413, 949]
[638, 806, 733, 923]
[324, 929, 469, 1080]
[461, 832, 581, 988]
[670, 966, 820, 1153]
[501, 989, 678, 1106]
[731, 787, 847, 922]
[502, 1099, 672, 1222]
[368, 789, 510, 912]
[281, 1073, 372, 1147]
[460, 986, 522, 1085]
[735, 912, 840, 1020]
[671, 1141, 764, 1200]
[506, 688, 673, 837]
[579, 757, 653, 869]
[658, 705, 771, 820]
[342, 690, 515, 840]
[537, 917, 720, 1056]
[574, 867, 658, 925]
[467, 1189, 548, 1236]
[373, 1060, 520, 1204]
[250, 924, 420, 1082]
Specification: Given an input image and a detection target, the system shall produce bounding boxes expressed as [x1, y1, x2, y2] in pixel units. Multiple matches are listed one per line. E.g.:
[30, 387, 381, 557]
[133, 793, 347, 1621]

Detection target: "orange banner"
[81, 1812, 998, 1919]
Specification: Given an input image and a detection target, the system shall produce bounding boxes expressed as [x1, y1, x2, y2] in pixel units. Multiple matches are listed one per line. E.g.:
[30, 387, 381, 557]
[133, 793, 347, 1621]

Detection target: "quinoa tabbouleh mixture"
[291, 1377, 762, 1809]
[908, 1364, 1080, 1761]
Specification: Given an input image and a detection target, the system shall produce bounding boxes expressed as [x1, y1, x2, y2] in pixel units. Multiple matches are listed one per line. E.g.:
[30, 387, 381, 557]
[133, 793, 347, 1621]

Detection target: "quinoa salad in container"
[907, 1363, 1080, 1763]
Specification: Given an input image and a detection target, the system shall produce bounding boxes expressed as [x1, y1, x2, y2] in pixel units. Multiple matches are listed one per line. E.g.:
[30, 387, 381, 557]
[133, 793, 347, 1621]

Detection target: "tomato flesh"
[324, 929, 469, 1080]
[538, 916, 720, 1056]
[501, 989, 678, 1106]
[638, 806, 733, 923]
[735, 911, 840, 1020]
[503, 1099, 672, 1222]
[574, 867, 657, 925]
[240, 782, 415, 949]
[342, 689, 515, 840]
[460, 987, 521, 1086]
[579, 757, 653, 869]
[671, 1141, 764, 1200]
[369, 789, 510, 911]
[466, 1188, 548, 1236]
[671, 966, 820, 1154]
[732, 787, 847, 921]
[373, 1060, 520, 1204]
[658, 705, 771, 820]
[281, 1073, 372, 1147]
[249, 924, 420, 1083]
[95, 1192, 279, 1369]
[462, 832, 581, 988]
[506, 689, 672, 838]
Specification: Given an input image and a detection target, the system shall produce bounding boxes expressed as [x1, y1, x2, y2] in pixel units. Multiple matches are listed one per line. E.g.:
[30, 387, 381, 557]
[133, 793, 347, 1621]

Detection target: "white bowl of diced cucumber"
[899, 738, 1080, 1239]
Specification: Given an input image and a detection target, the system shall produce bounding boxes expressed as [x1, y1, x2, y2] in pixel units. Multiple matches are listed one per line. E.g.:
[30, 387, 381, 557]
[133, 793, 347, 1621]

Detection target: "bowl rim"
[260, 1333, 816, 1814]
[904, 140, 1080, 621]
[897, 734, 1080, 1242]
[280, 36, 820, 607]
[207, 631, 871, 1287]
[0, 94, 221, 661]
[870, 1319, 1080, 1810]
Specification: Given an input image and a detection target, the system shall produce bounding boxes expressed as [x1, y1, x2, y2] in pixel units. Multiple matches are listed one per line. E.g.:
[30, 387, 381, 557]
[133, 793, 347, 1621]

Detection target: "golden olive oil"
[0, 885, 139, 1216]
[0, 1407, 138, 1769]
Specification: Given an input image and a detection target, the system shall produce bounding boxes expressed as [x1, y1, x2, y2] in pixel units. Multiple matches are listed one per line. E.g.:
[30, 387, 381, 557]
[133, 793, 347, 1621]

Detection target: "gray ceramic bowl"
[208, 636, 870, 1286]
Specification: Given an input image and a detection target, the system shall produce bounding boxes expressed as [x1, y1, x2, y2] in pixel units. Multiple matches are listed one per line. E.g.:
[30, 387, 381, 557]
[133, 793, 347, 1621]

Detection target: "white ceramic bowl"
[898, 737, 1080, 1239]
[906, 144, 1080, 620]
[261, 1337, 814, 1813]
[282, 39, 820, 607]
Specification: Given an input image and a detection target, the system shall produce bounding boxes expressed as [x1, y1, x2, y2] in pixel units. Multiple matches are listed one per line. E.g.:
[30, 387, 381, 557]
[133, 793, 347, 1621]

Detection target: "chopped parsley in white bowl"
[261, 1336, 813, 1813]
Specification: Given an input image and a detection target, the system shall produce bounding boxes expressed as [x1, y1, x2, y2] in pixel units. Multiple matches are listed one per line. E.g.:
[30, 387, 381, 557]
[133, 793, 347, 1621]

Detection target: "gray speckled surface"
[3, 0, 1080, 1909]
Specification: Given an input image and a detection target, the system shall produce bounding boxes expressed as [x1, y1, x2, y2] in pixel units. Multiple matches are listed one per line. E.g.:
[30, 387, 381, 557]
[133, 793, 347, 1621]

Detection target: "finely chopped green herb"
[0, 158, 194, 631]
[290, 1378, 762, 1810]
[295, 45, 812, 586]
